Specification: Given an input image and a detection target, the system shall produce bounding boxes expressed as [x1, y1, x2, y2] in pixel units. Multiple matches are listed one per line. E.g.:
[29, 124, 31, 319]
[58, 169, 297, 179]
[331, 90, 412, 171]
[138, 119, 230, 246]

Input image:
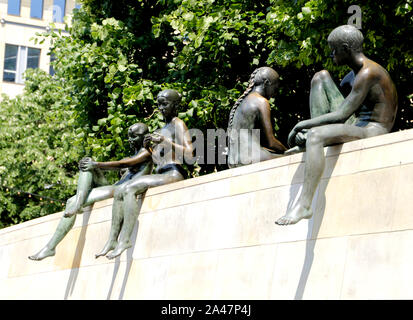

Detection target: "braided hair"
[227, 67, 279, 130]
[228, 68, 260, 130]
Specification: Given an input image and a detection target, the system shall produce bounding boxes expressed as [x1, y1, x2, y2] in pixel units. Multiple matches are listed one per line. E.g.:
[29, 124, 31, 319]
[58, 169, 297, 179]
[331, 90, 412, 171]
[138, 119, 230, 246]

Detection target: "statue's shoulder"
[172, 117, 189, 129]
[246, 92, 269, 108]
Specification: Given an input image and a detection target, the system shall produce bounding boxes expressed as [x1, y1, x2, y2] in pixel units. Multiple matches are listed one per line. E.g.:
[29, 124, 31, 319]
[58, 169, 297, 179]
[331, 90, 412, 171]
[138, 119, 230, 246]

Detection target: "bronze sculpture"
[227, 67, 287, 168]
[28, 123, 153, 261]
[275, 25, 398, 225]
[96, 89, 194, 259]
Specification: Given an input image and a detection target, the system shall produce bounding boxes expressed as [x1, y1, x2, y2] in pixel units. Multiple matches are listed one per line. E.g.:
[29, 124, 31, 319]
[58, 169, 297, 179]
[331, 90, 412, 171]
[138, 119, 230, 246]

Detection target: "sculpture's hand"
[288, 120, 309, 147]
[79, 157, 97, 171]
[295, 131, 306, 146]
[287, 128, 298, 148]
[143, 135, 152, 150]
[143, 133, 165, 150]
[149, 133, 165, 144]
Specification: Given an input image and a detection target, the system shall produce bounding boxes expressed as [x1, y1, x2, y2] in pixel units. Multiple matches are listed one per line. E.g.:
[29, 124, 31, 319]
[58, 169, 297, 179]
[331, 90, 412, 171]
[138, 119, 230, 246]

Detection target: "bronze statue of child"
[96, 89, 194, 259]
[227, 66, 287, 168]
[29, 123, 153, 260]
[275, 25, 398, 225]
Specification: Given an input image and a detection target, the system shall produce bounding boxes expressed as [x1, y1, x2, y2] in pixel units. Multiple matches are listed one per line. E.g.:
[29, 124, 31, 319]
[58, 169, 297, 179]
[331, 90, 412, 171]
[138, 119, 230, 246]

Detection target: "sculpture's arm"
[258, 100, 287, 152]
[149, 119, 194, 159]
[82, 148, 152, 171]
[176, 119, 194, 159]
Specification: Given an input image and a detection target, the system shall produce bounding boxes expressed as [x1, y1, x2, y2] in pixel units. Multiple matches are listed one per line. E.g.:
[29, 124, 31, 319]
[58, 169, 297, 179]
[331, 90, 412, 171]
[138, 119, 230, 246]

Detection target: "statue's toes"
[275, 217, 287, 225]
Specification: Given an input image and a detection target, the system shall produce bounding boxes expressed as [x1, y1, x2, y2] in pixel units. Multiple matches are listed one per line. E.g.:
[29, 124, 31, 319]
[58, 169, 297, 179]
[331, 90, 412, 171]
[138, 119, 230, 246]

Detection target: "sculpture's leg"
[285, 70, 346, 155]
[29, 185, 115, 261]
[309, 70, 343, 118]
[29, 196, 77, 260]
[276, 124, 367, 225]
[309, 70, 357, 125]
[95, 197, 123, 258]
[106, 172, 184, 259]
[96, 168, 153, 258]
[63, 171, 94, 217]
[63, 168, 109, 218]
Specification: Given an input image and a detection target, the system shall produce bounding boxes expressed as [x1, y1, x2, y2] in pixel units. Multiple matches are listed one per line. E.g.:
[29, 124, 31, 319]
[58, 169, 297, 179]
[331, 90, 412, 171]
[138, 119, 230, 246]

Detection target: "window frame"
[3, 44, 19, 83]
[3, 44, 41, 84]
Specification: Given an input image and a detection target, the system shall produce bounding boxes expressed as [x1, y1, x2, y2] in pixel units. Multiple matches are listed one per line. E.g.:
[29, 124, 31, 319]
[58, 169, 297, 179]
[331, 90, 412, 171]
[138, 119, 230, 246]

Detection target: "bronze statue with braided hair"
[227, 66, 287, 168]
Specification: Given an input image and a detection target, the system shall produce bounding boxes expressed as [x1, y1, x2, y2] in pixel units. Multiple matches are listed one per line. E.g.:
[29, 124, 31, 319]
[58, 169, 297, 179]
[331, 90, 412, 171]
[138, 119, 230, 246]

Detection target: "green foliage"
[1, 0, 412, 227]
[49, 0, 413, 158]
[0, 70, 83, 228]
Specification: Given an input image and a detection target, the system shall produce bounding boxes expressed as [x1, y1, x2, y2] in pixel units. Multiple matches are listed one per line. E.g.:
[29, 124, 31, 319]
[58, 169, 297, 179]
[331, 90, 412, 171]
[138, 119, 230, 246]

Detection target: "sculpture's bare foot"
[95, 240, 118, 259]
[284, 145, 305, 156]
[106, 242, 131, 260]
[63, 206, 81, 218]
[275, 204, 313, 226]
[28, 246, 56, 261]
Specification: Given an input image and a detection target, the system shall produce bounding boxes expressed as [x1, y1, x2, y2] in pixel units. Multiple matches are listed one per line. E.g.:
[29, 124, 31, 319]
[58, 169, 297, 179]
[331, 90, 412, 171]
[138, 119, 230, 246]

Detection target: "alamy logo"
[348, 5, 362, 29]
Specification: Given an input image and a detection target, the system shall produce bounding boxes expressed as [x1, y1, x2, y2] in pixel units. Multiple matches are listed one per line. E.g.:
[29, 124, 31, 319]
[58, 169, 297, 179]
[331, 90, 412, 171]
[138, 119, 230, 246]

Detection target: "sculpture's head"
[327, 25, 364, 65]
[253, 67, 280, 99]
[128, 122, 149, 149]
[156, 89, 182, 120]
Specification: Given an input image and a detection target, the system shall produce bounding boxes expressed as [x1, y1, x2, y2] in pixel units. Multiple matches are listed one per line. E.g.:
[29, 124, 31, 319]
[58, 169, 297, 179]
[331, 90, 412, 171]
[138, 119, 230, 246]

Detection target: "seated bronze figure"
[275, 25, 398, 226]
[29, 123, 153, 260]
[96, 89, 194, 259]
[227, 67, 287, 168]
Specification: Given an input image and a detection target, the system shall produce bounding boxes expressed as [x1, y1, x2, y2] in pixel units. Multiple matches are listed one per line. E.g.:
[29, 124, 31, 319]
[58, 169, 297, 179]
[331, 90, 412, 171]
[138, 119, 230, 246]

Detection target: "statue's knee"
[124, 185, 141, 196]
[66, 196, 75, 207]
[114, 188, 125, 200]
[306, 128, 322, 145]
[127, 182, 148, 195]
[311, 70, 330, 86]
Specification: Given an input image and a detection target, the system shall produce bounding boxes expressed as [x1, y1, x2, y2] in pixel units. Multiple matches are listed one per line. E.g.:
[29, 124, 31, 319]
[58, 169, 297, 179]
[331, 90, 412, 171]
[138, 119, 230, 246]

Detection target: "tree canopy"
[1, 0, 412, 227]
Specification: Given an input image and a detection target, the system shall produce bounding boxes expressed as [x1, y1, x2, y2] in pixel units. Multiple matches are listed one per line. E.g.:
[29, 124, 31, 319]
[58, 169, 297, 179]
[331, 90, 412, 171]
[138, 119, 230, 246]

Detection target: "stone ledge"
[1, 128, 413, 299]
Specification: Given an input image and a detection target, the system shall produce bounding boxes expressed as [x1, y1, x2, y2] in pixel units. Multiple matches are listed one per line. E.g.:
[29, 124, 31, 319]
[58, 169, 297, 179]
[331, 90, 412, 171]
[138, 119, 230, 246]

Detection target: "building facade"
[0, 0, 78, 98]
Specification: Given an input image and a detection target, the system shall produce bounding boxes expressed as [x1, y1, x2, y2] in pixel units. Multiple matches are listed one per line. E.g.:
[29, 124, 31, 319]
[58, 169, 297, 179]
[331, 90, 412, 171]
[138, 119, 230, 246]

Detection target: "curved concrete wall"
[2, 129, 413, 299]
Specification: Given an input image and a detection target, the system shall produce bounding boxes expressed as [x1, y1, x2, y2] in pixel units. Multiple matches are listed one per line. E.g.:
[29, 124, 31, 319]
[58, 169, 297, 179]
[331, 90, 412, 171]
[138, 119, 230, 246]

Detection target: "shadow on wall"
[62, 193, 146, 300]
[64, 210, 91, 299]
[281, 145, 342, 299]
[106, 193, 146, 300]
[60, 145, 342, 299]
[105, 219, 140, 300]
[294, 145, 342, 299]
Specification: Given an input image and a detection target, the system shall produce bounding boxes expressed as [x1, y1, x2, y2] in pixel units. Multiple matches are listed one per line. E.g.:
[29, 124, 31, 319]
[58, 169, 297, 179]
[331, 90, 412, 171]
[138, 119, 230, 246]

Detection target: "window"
[27, 48, 41, 69]
[3, 45, 41, 83]
[75, 2, 81, 10]
[30, 0, 44, 19]
[52, 0, 66, 23]
[3, 45, 18, 82]
[7, 0, 21, 16]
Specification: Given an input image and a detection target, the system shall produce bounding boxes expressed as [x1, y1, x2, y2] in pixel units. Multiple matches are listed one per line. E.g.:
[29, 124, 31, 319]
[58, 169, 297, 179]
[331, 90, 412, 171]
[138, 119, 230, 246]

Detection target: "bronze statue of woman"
[227, 67, 287, 168]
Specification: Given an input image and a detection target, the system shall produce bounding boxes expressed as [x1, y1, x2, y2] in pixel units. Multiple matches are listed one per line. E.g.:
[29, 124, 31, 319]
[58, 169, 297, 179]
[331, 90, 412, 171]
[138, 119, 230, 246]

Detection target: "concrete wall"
[1, 129, 413, 299]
